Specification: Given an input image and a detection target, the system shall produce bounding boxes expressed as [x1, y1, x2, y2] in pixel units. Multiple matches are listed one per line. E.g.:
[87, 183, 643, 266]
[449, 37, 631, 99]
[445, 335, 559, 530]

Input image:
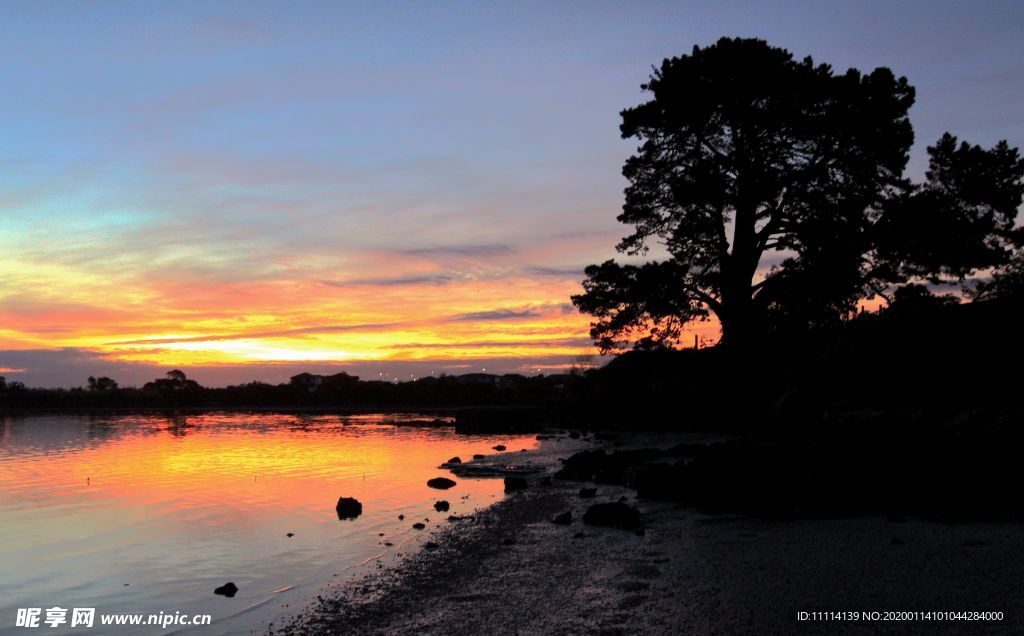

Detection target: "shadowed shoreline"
[276, 436, 1024, 635]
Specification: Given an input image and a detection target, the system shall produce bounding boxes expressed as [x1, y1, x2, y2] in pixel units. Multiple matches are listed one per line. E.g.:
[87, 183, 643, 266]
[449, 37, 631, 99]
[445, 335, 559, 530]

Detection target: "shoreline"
[277, 435, 1024, 635]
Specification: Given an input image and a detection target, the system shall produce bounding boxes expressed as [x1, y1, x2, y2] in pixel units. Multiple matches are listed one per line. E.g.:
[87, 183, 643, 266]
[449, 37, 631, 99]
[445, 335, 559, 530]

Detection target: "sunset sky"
[1, 1, 1021, 387]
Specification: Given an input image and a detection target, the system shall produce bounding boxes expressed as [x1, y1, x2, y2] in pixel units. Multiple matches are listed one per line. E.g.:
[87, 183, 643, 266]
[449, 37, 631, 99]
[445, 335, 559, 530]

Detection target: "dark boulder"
[427, 477, 457, 489]
[554, 450, 607, 481]
[214, 582, 238, 597]
[447, 456, 462, 464]
[504, 476, 528, 492]
[583, 502, 641, 530]
[555, 448, 667, 484]
[434, 500, 450, 512]
[595, 449, 664, 484]
[629, 462, 687, 502]
[413, 522, 426, 530]
[473, 454, 485, 459]
[335, 497, 363, 519]
[493, 445, 507, 451]
[552, 511, 573, 525]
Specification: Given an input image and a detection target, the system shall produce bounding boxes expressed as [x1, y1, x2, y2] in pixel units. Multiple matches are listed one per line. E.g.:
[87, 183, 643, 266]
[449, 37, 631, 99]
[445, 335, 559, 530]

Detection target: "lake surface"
[0, 413, 538, 634]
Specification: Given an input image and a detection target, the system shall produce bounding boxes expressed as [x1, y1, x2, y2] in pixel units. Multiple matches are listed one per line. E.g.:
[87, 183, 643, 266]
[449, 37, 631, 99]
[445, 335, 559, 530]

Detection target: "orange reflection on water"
[2, 414, 537, 515]
[0, 413, 540, 635]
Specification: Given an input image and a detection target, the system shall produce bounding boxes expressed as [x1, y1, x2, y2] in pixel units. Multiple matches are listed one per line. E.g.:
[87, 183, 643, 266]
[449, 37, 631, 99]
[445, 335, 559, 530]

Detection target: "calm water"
[0, 414, 538, 634]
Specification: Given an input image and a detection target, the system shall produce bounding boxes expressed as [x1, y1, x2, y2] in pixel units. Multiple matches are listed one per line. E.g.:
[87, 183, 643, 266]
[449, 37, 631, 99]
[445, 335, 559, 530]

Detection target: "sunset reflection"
[0, 414, 539, 635]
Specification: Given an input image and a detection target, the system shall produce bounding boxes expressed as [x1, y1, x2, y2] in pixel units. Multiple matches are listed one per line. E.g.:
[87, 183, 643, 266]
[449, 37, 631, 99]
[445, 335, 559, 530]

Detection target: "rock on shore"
[335, 497, 363, 519]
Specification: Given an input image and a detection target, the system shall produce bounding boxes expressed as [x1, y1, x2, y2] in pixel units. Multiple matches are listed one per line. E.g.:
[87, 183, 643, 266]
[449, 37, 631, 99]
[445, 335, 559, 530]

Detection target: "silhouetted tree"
[887, 284, 959, 312]
[872, 134, 1024, 295]
[143, 369, 201, 395]
[573, 38, 914, 350]
[974, 248, 1024, 300]
[87, 376, 119, 391]
[1, 378, 25, 391]
[573, 38, 1022, 351]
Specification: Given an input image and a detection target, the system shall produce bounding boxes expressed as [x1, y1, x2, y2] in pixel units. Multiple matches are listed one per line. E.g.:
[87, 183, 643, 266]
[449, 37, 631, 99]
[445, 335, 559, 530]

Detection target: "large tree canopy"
[573, 37, 1023, 351]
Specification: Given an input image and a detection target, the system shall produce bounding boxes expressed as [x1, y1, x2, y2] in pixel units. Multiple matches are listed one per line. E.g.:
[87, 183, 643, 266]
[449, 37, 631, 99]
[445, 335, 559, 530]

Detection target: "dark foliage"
[573, 38, 1023, 351]
[563, 296, 1024, 432]
[974, 247, 1024, 300]
[872, 134, 1024, 288]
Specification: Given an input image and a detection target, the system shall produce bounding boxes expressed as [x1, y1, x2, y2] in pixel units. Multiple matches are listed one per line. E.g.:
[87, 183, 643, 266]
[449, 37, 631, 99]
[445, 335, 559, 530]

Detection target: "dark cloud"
[0, 349, 162, 389]
[524, 266, 585, 279]
[319, 264, 588, 290]
[399, 244, 515, 258]
[319, 274, 463, 288]
[449, 308, 542, 322]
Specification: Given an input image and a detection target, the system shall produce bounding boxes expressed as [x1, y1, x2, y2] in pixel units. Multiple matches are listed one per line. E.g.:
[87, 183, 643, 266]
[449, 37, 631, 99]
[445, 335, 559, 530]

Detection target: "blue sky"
[1, 1, 1021, 386]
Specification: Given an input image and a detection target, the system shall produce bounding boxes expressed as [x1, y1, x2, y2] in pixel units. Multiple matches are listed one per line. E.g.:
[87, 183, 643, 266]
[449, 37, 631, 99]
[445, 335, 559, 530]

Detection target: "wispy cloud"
[399, 244, 515, 258]
[107, 322, 408, 346]
[105, 303, 577, 347]
[386, 337, 593, 350]
[319, 274, 464, 288]
[524, 266, 585, 279]
[449, 308, 542, 322]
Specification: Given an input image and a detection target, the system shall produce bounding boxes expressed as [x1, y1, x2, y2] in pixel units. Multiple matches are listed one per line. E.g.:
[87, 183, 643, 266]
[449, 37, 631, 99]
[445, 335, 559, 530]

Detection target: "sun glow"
[0, 253, 598, 371]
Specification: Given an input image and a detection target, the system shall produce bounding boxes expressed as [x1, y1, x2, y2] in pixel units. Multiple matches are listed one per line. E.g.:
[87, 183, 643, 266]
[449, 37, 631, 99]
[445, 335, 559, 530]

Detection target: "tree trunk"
[718, 310, 754, 351]
[718, 251, 757, 351]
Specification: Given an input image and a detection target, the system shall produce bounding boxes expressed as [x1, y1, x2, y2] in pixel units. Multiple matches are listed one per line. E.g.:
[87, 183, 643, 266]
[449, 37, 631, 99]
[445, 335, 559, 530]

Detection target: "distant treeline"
[0, 368, 577, 412]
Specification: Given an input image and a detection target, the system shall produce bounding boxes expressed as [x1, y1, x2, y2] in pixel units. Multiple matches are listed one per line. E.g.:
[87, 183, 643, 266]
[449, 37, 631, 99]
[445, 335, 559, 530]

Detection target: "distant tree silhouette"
[86, 376, 118, 391]
[573, 37, 1023, 351]
[0, 376, 25, 392]
[143, 369, 201, 395]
